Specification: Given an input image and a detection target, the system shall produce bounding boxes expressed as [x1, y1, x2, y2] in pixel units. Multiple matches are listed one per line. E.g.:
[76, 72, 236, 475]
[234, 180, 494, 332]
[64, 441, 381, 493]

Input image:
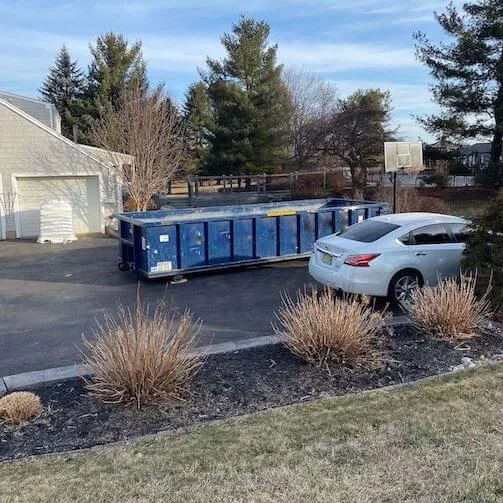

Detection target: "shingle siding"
[0, 99, 120, 235]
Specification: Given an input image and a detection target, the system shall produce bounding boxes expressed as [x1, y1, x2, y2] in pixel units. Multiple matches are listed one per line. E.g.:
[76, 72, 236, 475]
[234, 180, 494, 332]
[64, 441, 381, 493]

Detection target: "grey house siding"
[0, 91, 61, 133]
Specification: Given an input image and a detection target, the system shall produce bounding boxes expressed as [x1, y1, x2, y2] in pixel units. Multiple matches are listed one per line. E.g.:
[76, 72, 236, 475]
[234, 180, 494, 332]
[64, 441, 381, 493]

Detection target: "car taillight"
[344, 253, 380, 267]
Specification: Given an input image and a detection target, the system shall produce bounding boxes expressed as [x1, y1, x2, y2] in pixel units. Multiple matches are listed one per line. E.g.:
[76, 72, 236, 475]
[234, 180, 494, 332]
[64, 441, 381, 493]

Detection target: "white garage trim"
[0, 175, 5, 240]
[12, 172, 105, 238]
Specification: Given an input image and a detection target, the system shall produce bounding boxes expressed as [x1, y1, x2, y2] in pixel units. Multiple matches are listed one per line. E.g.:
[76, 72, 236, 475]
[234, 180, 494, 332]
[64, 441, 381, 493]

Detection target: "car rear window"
[338, 220, 400, 243]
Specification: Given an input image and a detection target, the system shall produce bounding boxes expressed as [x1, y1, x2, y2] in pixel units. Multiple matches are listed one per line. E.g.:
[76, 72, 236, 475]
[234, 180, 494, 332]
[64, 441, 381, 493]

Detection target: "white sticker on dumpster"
[156, 261, 173, 272]
[159, 234, 170, 243]
[141, 236, 146, 250]
[358, 215, 364, 223]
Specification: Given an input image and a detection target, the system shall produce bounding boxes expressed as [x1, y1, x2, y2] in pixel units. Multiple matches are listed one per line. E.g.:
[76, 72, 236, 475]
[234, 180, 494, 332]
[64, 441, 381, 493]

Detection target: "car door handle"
[415, 252, 427, 256]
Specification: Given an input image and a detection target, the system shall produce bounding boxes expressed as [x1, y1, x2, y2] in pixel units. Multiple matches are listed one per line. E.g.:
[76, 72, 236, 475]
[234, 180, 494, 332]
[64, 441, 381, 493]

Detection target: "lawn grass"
[2, 365, 503, 503]
[448, 198, 491, 219]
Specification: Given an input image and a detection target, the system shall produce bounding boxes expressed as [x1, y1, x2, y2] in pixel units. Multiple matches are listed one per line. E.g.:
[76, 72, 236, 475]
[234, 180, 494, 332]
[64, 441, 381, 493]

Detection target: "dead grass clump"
[405, 274, 492, 340]
[82, 291, 204, 408]
[274, 287, 385, 368]
[0, 392, 42, 425]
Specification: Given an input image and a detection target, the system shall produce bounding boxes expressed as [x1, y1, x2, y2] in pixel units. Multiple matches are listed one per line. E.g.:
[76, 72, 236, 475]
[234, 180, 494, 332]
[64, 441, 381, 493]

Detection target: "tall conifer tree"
[202, 16, 292, 174]
[40, 45, 86, 139]
[415, 0, 503, 183]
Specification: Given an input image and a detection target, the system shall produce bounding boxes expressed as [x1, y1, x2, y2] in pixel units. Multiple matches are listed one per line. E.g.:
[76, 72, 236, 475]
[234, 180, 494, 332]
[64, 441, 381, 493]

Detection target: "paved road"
[0, 237, 317, 375]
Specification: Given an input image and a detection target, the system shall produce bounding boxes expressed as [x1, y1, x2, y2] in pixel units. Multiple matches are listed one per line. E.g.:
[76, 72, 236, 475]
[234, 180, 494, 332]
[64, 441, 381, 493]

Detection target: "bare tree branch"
[283, 68, 338, 170]
[91, 83, 187, 211]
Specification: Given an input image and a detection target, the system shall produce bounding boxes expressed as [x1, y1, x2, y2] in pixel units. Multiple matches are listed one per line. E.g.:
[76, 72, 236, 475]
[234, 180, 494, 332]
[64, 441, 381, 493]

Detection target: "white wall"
[0, 100, 120, 235]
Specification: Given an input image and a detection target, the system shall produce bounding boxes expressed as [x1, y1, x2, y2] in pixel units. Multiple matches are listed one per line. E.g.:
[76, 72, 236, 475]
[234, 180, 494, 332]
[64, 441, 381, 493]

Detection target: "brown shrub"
[374, 185, 449, 213]
[0, 392, 42, 425]
[82, 290, 204, 408]
[405, 274, 492, 340]
[123, 196, 157, 212]
[291, 171, 346, 199]
[274, 287, 385, 369]
[291, 173, 326, 199]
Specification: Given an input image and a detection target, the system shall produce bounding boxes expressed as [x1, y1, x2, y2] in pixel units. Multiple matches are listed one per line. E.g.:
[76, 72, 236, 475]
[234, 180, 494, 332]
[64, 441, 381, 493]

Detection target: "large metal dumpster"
[116, 198, 390, 279]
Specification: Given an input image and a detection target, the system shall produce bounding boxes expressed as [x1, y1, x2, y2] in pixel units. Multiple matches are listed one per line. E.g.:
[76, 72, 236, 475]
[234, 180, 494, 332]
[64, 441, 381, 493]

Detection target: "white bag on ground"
[37, 199, 77, 244]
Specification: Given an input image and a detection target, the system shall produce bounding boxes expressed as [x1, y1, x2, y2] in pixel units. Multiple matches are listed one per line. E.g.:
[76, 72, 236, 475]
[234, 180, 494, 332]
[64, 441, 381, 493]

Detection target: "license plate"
[321, 252, 332, 265]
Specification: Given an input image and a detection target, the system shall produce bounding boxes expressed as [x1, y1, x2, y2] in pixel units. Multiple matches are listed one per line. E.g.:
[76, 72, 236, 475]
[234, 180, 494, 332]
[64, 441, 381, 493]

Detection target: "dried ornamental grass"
[374, 185, 449, 214]
[0, 392, 42, 425]
[405, 274, 492, 340]
[274, 287, 386, 368]
[82, 291, 204, 408]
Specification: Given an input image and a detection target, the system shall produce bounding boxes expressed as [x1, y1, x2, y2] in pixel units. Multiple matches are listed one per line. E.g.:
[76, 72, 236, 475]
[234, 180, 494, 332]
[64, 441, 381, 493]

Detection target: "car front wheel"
[389, 271, 422, 304]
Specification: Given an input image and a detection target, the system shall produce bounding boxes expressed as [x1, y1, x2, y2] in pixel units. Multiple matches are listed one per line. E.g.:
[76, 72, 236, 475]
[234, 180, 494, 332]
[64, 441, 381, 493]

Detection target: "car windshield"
[338, 220, 400, 243]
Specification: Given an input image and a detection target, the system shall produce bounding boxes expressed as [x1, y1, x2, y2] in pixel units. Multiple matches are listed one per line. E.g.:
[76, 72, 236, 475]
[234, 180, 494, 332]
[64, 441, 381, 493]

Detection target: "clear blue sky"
[0, 0, 462, 141]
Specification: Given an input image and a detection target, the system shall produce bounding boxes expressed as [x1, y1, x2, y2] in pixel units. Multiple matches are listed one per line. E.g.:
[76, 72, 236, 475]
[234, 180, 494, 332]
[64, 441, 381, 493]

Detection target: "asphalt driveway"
[0, 237, 315, 375]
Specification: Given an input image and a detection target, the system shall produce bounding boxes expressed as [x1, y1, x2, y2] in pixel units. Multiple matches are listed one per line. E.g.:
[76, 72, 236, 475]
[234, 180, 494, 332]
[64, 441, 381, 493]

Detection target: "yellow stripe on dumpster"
[266, 209, 297, 217]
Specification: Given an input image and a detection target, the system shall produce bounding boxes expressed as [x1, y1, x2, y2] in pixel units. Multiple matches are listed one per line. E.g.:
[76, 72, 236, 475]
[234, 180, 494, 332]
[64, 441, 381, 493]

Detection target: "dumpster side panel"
[146, 226, 178, 275]
[257, 217, 277, 258]
[133, 225, 148, 273]
[318, 212, 334, 238]
[208, 220, 232, 264]
[120, 220, 133, 242]
[233, 218, 254, 261]
[350, 208, 366, 225]
[299, 213, 316, 253]
[279, 215, 298, 256]
[336, 209, 349, 233]
[180, 223, 206, 268]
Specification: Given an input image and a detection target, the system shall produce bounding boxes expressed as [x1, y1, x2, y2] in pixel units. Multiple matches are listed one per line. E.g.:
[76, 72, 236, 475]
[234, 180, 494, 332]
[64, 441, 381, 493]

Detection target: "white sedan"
[308, 212, 470, 303]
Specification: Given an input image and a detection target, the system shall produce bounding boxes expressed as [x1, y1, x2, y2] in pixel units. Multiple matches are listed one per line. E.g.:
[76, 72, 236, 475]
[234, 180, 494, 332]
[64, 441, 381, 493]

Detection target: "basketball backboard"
[384, 142, 423, 173]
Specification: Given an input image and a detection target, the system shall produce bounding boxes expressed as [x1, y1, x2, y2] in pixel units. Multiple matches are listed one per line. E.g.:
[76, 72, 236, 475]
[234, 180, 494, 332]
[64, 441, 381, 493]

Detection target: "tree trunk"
[488, 85, 503, 185]
[489, 128, 502, 184]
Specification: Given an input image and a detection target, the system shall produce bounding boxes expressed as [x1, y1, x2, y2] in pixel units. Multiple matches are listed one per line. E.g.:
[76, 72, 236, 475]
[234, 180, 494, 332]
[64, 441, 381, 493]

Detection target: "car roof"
[370, 212, 467, 227]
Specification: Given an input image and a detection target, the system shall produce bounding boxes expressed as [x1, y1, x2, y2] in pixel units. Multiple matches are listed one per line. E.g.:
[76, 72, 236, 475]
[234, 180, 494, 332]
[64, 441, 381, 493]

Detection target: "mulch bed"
[1, 325, 503, 461]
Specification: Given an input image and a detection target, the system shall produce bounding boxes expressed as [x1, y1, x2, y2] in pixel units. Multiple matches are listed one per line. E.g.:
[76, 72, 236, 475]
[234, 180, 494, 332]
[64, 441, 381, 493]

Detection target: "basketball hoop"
[384, 142, 424, 213]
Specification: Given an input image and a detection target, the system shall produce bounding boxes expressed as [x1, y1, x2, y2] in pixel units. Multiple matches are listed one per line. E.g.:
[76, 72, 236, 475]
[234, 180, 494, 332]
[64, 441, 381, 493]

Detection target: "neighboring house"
[461, 143, 493, 168]
[0, 92, 127, 240]
[430, 138, 459, 153]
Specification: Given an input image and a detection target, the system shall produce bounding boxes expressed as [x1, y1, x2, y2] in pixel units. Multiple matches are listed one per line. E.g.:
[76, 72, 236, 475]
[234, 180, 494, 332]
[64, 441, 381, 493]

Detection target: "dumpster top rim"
[115, 198, 389, 227]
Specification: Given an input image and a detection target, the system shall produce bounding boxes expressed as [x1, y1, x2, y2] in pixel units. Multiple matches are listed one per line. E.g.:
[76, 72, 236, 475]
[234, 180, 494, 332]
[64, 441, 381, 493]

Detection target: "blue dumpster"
[115, 198, 390, 279]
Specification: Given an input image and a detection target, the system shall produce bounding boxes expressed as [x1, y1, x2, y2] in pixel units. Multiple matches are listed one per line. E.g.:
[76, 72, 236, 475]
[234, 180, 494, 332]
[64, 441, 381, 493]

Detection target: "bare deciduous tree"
[92, 83, 187, 212]
[283, 68, 338, 170]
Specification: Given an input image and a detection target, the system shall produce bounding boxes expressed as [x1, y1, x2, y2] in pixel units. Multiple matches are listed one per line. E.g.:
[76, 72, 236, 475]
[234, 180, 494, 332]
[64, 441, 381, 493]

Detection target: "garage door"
[17, 176, 101, 237]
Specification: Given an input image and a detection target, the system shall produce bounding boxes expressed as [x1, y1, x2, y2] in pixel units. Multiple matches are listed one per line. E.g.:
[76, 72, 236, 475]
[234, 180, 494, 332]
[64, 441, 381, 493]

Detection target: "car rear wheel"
[389, 271, 422, 304]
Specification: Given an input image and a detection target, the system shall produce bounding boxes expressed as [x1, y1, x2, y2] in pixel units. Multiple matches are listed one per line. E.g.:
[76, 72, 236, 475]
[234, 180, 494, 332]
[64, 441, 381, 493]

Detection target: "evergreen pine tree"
[87, 32, 147, 116]
[39, 45, 86, 139]
[203, 16, 292, 175]
[415, 0, 503, 184]
[183, 82, 213, 172]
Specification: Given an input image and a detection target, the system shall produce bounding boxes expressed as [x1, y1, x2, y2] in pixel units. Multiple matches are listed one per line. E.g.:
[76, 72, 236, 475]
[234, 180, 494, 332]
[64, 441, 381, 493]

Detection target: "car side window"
[411, 224, 452, 245]
[398, 231, 412, 245]
[446, 223, 471, 243]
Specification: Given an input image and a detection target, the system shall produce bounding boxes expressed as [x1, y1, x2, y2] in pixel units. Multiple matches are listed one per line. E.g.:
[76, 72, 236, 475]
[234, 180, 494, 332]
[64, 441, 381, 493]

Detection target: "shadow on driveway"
[0, 237, 314, 375]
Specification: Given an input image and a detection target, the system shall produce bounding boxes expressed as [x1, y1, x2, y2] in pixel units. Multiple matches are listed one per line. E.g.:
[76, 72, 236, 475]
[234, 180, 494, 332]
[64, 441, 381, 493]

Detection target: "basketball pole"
[392, 171, 397, 213]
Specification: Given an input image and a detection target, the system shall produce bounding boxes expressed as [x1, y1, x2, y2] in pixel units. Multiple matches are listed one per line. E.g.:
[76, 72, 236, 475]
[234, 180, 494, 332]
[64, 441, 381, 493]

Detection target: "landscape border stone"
[0, 378, 6, 398]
